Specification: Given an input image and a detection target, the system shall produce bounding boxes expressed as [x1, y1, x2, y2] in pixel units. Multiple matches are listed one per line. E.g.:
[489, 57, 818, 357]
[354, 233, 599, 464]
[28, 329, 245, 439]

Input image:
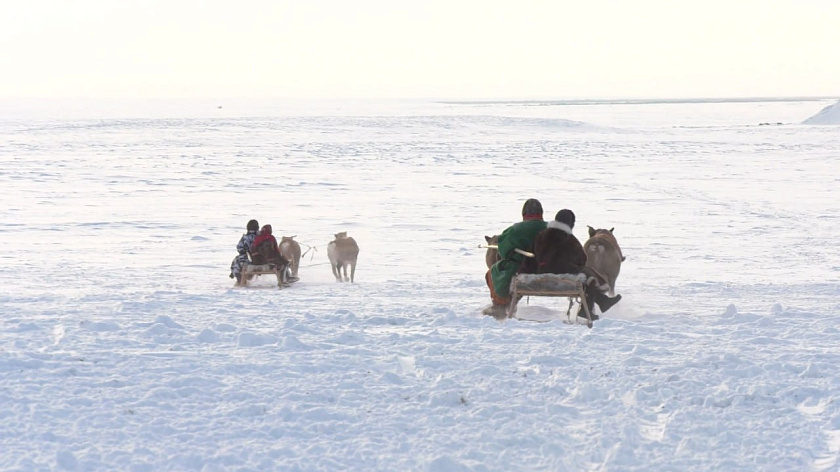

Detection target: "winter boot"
[595, 292, 622, 313]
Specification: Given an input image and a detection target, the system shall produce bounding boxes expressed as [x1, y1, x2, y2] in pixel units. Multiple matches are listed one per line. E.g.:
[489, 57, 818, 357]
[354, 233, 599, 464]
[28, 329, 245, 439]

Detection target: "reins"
[299, 245, 331, 267]
[281, 236, 326, 268]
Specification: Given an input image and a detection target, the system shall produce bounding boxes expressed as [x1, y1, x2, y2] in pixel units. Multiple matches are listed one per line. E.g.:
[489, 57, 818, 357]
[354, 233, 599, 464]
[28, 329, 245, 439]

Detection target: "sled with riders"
[230, 220, 299, 289]
[481, 201, 624, 328]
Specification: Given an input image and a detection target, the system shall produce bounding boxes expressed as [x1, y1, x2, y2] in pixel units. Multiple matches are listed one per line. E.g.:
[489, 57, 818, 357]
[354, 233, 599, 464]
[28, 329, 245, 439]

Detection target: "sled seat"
[507, 273, 594, 327]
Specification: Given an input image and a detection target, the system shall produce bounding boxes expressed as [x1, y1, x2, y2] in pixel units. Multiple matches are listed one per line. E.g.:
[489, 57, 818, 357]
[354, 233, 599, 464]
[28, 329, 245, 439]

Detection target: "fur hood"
[547, 220, 573, 234]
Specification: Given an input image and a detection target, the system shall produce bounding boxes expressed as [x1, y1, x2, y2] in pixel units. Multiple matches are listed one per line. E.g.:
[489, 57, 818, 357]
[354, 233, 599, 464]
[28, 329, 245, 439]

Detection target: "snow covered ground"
[1, 97, 839, 471]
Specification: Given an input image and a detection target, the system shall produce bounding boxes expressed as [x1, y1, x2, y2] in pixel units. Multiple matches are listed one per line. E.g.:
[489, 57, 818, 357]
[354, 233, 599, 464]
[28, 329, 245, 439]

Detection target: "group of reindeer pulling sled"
[229, 219, 360, 288]
[481, 199, 624, 328]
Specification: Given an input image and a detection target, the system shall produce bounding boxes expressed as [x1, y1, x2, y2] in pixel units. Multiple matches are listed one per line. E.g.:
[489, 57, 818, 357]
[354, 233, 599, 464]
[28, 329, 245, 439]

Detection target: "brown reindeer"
[279, 236, 302, 278]
[327, 232, 359, 283]
[583, 226, 625, 296]
[484, 235, 500, 269]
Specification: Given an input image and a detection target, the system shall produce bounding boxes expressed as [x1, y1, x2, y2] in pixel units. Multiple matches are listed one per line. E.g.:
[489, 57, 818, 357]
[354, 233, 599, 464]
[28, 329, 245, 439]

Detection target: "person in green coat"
[485, 198, 547, 309]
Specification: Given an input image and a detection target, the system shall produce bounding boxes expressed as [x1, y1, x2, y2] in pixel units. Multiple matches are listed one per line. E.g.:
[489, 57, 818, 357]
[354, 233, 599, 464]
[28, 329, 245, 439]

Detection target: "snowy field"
[1, 97, 839, 471]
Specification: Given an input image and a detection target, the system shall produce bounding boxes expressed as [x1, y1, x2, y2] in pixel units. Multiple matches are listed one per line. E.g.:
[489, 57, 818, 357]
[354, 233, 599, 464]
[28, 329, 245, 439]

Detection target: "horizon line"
[438, 96, 840, 106]
[0, 95, 837, 104]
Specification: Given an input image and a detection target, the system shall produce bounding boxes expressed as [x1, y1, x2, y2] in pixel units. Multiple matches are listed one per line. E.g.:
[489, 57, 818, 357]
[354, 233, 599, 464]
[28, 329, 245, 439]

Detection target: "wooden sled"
[507, 273, 594, 328]
[237, 263, 284, 288]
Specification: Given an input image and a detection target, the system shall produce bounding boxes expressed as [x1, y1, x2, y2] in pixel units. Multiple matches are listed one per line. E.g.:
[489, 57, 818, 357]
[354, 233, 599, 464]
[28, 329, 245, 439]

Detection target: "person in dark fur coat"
[534, 209, 587, 275]
[534, 209, 621, 319]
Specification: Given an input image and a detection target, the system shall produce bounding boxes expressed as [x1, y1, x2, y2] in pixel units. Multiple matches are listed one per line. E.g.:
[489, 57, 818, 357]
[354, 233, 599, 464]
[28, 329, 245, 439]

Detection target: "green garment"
[490, 219, 547, 298]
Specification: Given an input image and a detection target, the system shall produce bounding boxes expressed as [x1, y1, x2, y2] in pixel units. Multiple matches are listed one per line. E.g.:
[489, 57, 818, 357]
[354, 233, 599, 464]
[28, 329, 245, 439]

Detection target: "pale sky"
[2, 0, 838, 99]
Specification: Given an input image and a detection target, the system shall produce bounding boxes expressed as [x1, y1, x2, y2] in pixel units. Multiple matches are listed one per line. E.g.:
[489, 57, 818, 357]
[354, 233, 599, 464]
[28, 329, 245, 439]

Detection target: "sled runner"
[508, 273, 594, 328]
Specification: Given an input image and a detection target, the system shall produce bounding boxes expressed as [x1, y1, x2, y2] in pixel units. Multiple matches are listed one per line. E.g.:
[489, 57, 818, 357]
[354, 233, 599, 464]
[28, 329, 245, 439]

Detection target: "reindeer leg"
[566, 297, 574, 323]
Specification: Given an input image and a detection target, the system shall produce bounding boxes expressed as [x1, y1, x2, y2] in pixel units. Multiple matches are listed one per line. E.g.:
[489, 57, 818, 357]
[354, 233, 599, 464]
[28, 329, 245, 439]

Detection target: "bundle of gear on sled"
[482, 198, 624, 326]
[229, 219, 299, 288]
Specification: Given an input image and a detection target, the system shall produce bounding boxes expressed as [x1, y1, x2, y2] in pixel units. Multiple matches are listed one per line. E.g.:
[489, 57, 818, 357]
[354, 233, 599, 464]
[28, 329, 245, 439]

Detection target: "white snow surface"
[803, 99, 840, 125]
[2, 97, 840, 471]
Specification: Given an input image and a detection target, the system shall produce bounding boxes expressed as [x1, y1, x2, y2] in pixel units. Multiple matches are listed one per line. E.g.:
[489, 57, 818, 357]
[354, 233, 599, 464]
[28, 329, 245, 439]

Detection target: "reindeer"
[327, 232, 359, 283]
[279, 236, 302, 278]
[583, 226, 625, 296]
[484, 235, 500, 269]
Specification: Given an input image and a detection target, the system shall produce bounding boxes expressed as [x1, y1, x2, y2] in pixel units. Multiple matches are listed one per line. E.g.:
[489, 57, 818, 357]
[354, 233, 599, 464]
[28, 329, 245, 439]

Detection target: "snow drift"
[802, 99, 840, 124]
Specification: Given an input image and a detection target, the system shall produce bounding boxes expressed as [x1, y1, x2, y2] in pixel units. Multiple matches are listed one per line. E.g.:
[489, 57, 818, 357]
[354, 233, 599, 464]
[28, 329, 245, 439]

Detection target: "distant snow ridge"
[802, 100, 840, 125]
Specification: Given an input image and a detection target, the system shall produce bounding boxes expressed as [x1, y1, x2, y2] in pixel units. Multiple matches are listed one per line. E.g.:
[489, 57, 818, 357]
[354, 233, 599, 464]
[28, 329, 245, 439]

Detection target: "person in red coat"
[534, 209, 621, 319]
[250, 224, 289, 269]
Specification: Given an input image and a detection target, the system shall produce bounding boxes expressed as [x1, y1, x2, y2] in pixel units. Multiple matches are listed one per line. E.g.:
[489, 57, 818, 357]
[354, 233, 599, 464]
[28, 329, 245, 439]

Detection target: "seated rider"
[485, 198, 548, 310]
[230, 219, 259, 283]
[533, 209, 621, 320]
[250, 224, 288, 265]
[250, 224, 293, 282]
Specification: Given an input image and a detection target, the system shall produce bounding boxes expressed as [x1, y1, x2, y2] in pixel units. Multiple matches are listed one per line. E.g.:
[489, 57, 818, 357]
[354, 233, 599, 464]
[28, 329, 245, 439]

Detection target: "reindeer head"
[588, 226, 615, 238]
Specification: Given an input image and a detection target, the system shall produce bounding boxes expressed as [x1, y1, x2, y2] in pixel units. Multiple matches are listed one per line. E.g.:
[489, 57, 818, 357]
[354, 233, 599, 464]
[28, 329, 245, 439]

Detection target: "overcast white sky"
[2, 0, 838, 99]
